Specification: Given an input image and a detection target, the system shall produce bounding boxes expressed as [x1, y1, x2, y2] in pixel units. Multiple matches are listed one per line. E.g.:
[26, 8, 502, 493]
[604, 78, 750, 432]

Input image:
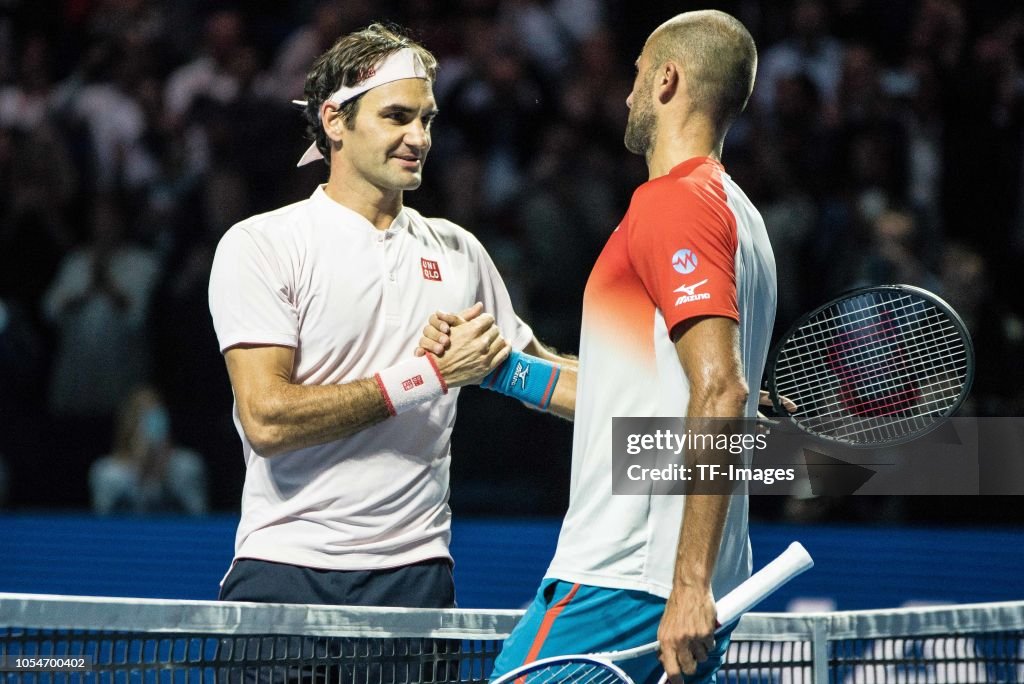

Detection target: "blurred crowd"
[0, 0, 1022, 522]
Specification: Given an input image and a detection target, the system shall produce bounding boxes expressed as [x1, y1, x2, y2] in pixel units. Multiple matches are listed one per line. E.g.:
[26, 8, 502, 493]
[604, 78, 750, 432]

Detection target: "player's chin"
[395, 171, 423, 190]
[388, 162, 424, 186]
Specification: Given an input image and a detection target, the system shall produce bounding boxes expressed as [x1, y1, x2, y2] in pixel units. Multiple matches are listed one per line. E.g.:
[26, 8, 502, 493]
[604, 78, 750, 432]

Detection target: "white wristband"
[374, 356, 448, 416]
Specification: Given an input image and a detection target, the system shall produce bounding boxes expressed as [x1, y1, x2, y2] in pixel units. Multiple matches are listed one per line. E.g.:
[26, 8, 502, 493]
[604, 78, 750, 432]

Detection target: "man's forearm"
[545, 365, 576, 420]
[242, 377, 392, 457]
[673, 387, 747, 590]
[674, 490, 731, 590]
[522, 338, 578, 420]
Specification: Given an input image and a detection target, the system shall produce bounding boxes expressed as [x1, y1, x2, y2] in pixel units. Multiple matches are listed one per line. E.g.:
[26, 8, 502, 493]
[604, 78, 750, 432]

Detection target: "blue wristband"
[481, 350, 561, 409]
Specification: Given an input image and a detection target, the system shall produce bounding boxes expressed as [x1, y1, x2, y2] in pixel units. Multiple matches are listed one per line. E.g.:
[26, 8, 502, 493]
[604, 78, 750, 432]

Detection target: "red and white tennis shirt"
[546, 157, 777, 600]
[209, 185, 532, 572]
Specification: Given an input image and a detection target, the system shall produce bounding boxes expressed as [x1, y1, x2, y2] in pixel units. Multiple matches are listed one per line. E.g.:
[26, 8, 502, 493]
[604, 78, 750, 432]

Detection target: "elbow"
[690, 378, 749, 417]
[246, 426, 287, 458]
[239, 402, 288, 457]
[711, 385, 749, 418]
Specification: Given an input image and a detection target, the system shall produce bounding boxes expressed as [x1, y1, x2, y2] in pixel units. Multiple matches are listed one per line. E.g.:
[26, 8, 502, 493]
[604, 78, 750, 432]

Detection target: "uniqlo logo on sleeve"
[421, 258, 442, 281]
[402, 375, 424, 392]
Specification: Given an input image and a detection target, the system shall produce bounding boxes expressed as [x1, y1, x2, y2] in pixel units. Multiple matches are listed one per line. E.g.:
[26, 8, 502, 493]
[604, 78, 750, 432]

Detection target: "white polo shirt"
[209, 185, 532, 571]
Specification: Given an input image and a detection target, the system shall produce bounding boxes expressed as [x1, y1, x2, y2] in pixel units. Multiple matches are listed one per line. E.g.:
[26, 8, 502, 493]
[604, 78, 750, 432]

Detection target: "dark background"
[0, 0, 1022, 525]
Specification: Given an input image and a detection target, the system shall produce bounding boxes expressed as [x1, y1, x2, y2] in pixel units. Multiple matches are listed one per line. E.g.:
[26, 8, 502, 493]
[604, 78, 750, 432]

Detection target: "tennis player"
[208, 24, 575, 610]
[481, 10, 774, 684]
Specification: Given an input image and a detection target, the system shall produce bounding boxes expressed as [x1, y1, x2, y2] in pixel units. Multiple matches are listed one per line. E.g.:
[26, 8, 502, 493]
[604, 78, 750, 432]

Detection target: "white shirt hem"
[544, 566, 673, 599]
[235, 537, 453, 572]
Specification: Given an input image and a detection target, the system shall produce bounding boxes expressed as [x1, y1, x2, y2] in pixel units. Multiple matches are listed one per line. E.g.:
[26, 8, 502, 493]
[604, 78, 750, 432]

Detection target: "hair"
[302, 23, 438, 165]
[648, 10, 757, 133]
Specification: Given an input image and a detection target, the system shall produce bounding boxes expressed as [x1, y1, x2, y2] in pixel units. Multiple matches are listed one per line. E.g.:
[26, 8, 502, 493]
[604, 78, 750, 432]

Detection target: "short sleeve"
[208, 226, 299, 352]
[627, 180, 739, 337]
[467, 233, 534, 350]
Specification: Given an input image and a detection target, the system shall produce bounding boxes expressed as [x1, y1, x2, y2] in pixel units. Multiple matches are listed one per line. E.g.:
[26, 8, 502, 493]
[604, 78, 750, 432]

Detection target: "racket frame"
[488, 655, 635, 684]
[765, 284, 975, 447]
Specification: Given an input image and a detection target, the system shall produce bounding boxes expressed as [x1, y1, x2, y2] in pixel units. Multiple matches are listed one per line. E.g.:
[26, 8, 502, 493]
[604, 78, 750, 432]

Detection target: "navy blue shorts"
[219, 558, 459, 684]
[219, 557, 456, 608]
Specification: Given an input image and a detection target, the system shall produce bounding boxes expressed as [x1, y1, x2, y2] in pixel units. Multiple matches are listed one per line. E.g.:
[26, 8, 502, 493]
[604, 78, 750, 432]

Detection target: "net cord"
[3, 595, 1022, 646]
[0, 592, 522, 640]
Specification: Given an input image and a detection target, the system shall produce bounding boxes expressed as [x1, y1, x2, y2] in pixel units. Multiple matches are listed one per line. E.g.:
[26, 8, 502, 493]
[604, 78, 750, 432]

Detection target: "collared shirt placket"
[378, 228, 403, 330]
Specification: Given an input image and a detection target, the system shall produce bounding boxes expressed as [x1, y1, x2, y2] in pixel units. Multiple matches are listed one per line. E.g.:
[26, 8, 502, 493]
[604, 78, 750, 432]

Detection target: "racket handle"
[715, 541, 813, 630]
[591, 542, 813, 667]
[656, 544, 812, 684]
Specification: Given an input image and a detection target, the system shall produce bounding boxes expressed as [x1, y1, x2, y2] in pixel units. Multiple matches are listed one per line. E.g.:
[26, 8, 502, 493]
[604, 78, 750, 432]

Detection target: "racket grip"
[715, 542, 813, 631]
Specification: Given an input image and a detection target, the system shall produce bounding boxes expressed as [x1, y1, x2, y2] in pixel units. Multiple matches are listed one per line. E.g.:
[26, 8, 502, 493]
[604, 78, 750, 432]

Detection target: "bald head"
[647, 10, 757, 130]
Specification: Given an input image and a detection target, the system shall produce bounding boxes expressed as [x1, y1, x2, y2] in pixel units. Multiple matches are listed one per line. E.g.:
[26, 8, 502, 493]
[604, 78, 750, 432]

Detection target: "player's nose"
[405, 120, 428, 148]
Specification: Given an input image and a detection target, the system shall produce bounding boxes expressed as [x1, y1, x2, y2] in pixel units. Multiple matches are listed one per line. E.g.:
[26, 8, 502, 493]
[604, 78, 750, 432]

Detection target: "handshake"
[411, 302, 509, 388]
[409, 302, 561, 410]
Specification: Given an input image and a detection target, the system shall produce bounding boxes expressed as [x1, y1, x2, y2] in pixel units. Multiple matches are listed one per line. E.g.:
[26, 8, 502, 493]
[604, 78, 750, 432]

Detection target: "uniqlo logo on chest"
[402, 375, 424, 391]
[421, 258, 442, 281]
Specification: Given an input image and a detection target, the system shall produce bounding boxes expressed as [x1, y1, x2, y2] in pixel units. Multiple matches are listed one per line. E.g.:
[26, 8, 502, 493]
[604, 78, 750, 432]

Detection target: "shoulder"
[404, 206, 467, 237]
[217, 197, 314, 251]
[404, 206, 487, 254]
[629, 164, 724, 225]
[625, 161, 739, 253]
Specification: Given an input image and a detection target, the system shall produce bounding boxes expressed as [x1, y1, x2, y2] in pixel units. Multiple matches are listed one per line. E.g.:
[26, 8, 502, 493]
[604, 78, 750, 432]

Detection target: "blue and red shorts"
[489, 579, 733, 684]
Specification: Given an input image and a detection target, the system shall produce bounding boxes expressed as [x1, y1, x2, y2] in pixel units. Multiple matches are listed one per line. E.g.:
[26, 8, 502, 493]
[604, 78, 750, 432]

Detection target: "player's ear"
[321, 102, 346, 144]
[656, 61, 681, 104]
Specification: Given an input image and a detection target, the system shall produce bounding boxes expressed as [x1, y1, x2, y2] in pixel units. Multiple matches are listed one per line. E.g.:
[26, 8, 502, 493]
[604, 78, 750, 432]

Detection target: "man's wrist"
[481, 349, 560, 409]
[374, 356, 448, 416]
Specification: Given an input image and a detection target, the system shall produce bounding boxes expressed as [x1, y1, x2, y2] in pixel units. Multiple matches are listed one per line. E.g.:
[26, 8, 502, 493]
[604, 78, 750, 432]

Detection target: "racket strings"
[779, 310, 960, 371]
[821, 402, 952, 442]
[515, 661, 630, 684]
[777, 342, 968, 410]
[798, 386, 969, 441]
[778, 294, 961, 374]
[778, 301, 962, 358]
[791, 380, 968, 426]
[781, 346, 966, 416]
[777, 317, 967, 401]
[780, 306, 959, 371]
[778, 360, 970, 419]
[780, 293, 929, 335]
[776, 325, 967, 397]
[773, 291, 970, 444]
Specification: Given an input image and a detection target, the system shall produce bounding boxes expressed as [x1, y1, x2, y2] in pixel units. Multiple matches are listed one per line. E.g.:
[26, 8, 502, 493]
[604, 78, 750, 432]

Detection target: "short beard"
[624, 107, 655, 157]
[624, 78, 656, 157]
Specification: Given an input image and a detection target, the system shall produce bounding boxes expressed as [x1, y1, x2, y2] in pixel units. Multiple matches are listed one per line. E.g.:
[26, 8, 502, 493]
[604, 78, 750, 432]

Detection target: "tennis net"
[1, 593, 1022, 683]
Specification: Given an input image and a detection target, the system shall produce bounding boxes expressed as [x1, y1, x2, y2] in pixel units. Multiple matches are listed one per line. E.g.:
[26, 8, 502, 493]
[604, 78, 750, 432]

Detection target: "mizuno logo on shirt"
[674, 279, 711, 306]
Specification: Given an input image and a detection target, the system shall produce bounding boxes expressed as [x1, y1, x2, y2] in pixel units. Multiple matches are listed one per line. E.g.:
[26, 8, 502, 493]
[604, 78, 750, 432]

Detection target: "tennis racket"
[489, 542, 813, 684]
[765, 284, 974, 447]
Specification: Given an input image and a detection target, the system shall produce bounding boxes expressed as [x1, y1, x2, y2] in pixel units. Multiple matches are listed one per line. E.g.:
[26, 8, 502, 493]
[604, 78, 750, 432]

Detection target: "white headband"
[293, 48, 429, 166]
